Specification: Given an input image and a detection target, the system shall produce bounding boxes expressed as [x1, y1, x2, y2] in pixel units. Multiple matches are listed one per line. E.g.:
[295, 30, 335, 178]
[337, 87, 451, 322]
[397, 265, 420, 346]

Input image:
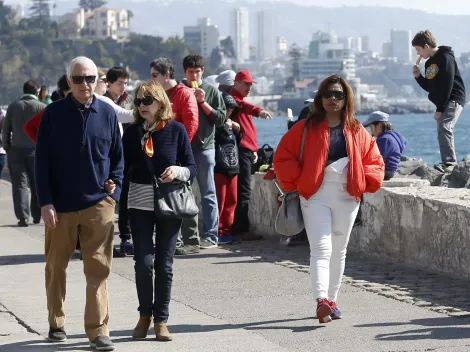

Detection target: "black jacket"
[416, 46, 466, 113]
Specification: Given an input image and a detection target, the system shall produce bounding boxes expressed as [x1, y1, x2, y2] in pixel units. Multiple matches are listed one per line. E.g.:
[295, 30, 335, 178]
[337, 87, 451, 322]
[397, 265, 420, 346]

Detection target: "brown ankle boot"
[132, 316, 152, 339]
[154, 322, 172, 341]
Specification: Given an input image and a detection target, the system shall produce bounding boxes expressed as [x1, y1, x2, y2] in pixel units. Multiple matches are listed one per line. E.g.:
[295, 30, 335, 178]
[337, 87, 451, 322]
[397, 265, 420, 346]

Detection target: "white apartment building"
[58, 8, 129, 40]
[300, 50, 356, 80]
[183, 18, 220, 57]
[231, 8, 250, 62]
[391, 29, 412, 63]
[257, 9, 276, 60]
[277, 36, 288, 55]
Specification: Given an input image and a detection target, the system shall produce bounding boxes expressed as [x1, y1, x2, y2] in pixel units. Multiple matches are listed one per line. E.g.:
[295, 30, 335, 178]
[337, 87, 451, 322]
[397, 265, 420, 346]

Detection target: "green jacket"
[183, 79, 226, 151]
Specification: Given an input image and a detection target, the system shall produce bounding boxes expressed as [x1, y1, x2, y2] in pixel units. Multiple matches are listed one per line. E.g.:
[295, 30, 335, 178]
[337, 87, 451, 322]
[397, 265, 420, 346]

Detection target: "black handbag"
[138, 126, 199, 220]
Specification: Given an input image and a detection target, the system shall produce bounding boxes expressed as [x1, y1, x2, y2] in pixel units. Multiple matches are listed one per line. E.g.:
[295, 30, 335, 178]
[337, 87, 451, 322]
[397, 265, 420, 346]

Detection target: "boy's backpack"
[252, 144, 274, 174]
[215, 128, 239, 176]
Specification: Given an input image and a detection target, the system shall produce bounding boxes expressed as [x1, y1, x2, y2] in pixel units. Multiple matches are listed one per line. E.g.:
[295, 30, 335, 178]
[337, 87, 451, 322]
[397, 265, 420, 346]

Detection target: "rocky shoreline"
[398, 156, 470, 188]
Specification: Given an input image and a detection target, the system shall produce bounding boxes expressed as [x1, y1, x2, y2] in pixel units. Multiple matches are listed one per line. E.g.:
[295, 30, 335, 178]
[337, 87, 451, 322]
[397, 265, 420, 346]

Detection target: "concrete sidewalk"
[1, 179, 470, 352]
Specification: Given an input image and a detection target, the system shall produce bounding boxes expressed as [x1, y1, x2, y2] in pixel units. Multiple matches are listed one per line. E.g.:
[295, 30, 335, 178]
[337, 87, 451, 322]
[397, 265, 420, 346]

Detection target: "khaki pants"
[45, 197, 116, 340]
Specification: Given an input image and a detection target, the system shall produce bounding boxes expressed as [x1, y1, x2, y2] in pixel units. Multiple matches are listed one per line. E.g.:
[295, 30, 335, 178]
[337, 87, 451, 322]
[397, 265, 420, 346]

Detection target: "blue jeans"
[180, 148, 219, 244]
[0, 154, 6, 179]
[129, 209, 181, 322]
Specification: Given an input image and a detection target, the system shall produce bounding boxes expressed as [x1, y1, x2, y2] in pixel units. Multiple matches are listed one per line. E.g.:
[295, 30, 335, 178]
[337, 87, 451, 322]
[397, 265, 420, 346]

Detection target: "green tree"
[220, 36, 236, 59]
[30, 0, 50, 22]
[79, 0, 107, 11]
[210, 48, 222, 70]
[0, 0, 16, 34]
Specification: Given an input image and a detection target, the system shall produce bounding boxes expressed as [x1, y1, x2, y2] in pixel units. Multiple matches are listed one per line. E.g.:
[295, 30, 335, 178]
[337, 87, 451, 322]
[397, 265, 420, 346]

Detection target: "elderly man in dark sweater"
[35, 56, 123, 351]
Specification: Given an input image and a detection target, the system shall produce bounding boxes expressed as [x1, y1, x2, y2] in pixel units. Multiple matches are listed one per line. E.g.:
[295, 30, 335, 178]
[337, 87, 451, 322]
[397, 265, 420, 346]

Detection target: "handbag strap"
[137, 125, 159, 189]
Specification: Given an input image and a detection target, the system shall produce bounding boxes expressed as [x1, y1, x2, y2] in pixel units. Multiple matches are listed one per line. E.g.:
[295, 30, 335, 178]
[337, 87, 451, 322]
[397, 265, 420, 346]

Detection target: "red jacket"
[274, 119, 384, 201]
[166, 84, 198, 142]
[24, 110, 44, 143]
[230, 88, 262, 152]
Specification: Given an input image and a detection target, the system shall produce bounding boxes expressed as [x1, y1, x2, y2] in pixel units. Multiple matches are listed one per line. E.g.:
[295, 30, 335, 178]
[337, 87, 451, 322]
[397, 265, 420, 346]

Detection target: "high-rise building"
[231, 8, 250, 62]
[361, 36, 370, 52]
[350, 37, 362, 53]
[391, 29, 412, 63]
[257, 9, 276, 60]
[382, 41, 392, 57]
[277, 36, 288, 55]
[183, 17, 220, 58]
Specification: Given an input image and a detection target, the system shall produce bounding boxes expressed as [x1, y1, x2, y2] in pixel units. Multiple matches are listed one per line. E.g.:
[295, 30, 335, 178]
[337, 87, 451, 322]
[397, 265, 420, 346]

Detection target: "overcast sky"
[6, 0, 470, 16]
[273, 0, 470, 15]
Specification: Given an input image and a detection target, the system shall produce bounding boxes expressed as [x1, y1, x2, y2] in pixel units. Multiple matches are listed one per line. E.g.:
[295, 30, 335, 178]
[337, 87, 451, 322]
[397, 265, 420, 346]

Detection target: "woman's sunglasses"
[323, 90, 345, 100]
[134, 96, 155, 107]
[71, 75, 96, 84]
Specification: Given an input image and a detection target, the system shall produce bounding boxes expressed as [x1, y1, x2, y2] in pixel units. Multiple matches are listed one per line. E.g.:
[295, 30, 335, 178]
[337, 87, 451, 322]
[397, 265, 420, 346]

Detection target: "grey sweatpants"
[437, 101, 464, 165]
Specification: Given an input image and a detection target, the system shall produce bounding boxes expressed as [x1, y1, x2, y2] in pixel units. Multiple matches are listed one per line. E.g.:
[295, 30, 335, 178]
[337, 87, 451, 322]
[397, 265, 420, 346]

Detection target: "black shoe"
[120, 240, 134, 256]
[33, 217, 41, 224]
[48, 327, 67, 342]
[90, 335, 114, 351]
[434, 163, 455, 174]
[17, 219, 28, 227]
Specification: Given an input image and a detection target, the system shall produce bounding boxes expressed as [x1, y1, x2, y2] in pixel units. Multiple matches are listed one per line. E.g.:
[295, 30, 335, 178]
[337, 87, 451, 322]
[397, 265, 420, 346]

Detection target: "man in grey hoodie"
[2, 80, 45, 226]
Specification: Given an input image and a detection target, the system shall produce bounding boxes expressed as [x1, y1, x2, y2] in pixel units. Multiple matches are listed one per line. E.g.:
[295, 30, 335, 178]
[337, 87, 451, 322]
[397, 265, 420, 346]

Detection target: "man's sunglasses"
[134, 96, 155, 107]
[71, 75, 97, 84]
[323, 90, 345, 100]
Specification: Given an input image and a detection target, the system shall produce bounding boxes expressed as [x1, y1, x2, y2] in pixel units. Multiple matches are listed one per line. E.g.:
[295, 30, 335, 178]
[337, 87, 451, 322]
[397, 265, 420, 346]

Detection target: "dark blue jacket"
[35, 94, 124, 212]
[376, 130, 407, 175]
[122, 121, 197, 185]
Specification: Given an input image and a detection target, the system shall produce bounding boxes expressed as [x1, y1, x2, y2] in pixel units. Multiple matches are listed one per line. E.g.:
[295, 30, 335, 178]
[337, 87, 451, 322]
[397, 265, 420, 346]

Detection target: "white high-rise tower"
[231, 8, 250, 62]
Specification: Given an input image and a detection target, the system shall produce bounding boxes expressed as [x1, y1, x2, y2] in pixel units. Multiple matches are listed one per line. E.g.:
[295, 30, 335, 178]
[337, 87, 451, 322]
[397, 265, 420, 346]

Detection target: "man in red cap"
[230, 70, 272, 240]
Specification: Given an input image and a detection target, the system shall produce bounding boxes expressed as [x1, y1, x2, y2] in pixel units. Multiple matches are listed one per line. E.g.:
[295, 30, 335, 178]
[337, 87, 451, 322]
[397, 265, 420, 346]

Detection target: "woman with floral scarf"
[122, 81, 196, 341]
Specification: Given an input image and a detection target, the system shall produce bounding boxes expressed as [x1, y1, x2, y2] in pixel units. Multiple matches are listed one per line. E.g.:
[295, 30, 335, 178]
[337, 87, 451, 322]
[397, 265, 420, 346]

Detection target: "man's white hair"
[67, 56, 98, 79]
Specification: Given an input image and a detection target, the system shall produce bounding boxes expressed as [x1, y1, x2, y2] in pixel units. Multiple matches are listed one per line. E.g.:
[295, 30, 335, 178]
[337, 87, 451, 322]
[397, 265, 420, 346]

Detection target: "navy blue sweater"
[35, 94, 124, 212]
[122, 121, 197, 185]
[376, 131, 407, 175]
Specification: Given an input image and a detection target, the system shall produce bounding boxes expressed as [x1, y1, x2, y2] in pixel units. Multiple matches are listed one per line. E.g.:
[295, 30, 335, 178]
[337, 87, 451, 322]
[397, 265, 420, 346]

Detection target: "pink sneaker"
[329, 300, 342, 320]
[316, 298, 332, 324]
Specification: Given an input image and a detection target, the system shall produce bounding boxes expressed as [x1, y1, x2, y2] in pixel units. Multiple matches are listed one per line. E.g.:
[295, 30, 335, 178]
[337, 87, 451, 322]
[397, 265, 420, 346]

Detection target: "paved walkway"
[1, 179, 470, 351]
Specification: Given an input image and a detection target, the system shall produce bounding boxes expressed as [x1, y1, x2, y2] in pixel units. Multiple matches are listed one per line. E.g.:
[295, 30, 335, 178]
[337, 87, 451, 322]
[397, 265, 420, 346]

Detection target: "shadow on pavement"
[358, 317, 470, 341]
[0, 317, 318, 351]
[0, 254, 45, 265]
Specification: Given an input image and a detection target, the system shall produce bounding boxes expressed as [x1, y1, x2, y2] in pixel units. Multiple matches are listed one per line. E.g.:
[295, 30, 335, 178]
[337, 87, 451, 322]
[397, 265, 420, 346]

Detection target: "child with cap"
[363, 111, 407, 180]
[214, 93, 242, 244]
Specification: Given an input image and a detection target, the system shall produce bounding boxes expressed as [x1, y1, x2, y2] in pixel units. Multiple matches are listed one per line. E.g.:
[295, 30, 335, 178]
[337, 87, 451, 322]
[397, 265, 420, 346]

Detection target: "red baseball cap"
[235, 70, 257, 83]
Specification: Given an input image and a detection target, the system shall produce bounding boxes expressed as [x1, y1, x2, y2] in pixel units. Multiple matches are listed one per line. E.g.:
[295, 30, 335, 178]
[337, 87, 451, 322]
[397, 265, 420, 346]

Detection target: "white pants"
[300, 157, 359, 302]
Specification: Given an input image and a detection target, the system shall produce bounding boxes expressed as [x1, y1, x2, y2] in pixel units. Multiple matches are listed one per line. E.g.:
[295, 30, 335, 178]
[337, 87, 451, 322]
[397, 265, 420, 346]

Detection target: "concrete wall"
[350, 186, 470, 277]
[195, 173, 470, 277]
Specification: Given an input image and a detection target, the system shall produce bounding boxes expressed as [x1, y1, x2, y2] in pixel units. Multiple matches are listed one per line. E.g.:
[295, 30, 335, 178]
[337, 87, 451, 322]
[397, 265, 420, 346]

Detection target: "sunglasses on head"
[323, 90, 345, 100]
[71, 75, 96, 84]
[134, 96, 155, 107]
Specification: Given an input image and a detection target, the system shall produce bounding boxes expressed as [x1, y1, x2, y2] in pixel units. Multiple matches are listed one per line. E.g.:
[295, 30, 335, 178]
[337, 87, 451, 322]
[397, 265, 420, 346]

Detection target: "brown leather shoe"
[154, 322, 172, 341]
[132, 316, 152, 339]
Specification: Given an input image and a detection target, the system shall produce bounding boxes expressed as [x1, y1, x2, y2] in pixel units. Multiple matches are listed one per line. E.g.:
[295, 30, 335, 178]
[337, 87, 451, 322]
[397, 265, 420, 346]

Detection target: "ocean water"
[254, 109, 470, 166]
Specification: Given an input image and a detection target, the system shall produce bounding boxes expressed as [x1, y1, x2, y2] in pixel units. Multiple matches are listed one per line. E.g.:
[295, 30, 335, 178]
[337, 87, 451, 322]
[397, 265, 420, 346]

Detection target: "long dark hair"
[306, 74, 360, 131]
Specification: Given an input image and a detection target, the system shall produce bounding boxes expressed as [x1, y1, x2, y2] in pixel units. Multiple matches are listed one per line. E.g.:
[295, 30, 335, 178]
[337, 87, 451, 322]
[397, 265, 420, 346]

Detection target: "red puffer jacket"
[274, 119, 384, 201]
[166, 84, 199, 142]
